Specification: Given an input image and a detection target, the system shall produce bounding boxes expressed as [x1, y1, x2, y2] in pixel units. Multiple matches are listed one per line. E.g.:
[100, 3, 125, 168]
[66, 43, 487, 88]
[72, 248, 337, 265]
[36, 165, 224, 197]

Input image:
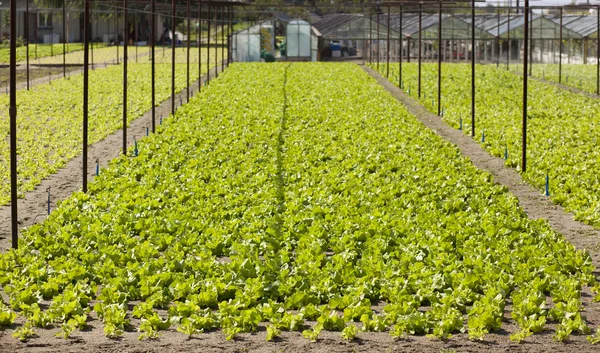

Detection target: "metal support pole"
[171, 0, 176, 115]
[26, 0, 29, 90]
[187, 0, 190, 102]
[369, 12, 372, 64]
[92, 12, 95, 68]
[496, 9, 500, 67]
[418, 3, 422, 98]
[559, 8, 562, 83]
[377, 11, 380, 70]
[63, 0, 66, 77]
[151, 0, 156, 132]
[198, 0, 202, 92]
[123, 0, 128, 155]
[9, 0, 18, 249]
[207, 6, 211, 82]
[407, 36, 411, 63]
[507, 11, 510, 70]
[227, 6, 233, 65]
[596, 6, 599, 95]
[437, 2, 442, 116]
[83, 0, 90, 193]
[221, 6, 224, 72]
[229, 6, 233, 65]
[471, 0, 475, 137]
[399, 6, 402, 87]
[214, 6, 217, 78]
[522, 0, 529, 173]
[386, 6, 390, 78]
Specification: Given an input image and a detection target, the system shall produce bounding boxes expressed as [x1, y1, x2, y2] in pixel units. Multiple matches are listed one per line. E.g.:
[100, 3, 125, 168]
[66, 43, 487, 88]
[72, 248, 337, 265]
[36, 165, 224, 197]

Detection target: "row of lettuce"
[373, 63, 600, 228]
[0, 50, 226, 206]
[509, 63, 599, 95]
[0, 63, 598, 344]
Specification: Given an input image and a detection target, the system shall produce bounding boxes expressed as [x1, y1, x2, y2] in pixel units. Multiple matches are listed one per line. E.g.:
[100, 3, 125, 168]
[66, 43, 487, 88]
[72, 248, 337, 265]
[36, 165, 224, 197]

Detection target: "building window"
[38, 12, 53, 29]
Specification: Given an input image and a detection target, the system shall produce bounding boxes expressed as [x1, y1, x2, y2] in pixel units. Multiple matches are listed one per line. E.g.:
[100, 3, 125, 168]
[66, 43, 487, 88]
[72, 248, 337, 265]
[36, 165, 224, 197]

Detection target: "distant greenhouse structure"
[231, 18, 318, 62]
[304, 10, 599, 65]
[312, 14, 398, 60]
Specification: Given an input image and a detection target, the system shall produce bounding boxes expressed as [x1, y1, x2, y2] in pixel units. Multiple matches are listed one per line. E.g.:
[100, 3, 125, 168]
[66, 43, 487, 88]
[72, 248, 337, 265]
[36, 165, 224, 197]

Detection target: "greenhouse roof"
[380, 13, 492, 39]
[547, 14, 598, 38]
[456, 14, 582, 39]
[312, 14, 399, 39]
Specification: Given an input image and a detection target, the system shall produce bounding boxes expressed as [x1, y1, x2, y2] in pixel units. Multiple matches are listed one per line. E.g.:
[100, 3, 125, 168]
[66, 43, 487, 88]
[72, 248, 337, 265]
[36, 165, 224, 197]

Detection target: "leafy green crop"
[510, 63, 599, 95]
[373, 62, 600, 228]
[0, 50, 225, 206]
[0, 63, 595, 344]
[0, 43, 107, 63]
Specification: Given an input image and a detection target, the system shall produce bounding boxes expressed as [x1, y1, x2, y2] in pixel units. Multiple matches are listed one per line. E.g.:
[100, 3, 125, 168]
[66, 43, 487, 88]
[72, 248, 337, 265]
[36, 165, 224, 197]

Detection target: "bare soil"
[0, 64, 599, 352]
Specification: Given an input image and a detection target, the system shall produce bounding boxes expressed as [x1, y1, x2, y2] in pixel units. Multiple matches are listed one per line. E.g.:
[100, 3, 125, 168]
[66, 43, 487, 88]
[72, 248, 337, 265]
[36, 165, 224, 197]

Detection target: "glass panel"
[311, 33, 318, 61]
[248, 34, 261, 62]
[235, 33, 247, 61]
[299, 23, 311, 57]
[287, 24, 299, 57]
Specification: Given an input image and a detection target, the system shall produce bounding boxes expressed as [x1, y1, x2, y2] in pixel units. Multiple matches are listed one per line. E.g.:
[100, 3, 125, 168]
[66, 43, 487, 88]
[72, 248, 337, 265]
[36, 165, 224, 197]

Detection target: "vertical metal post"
[151, 0, 156, 132]
[229, 5, 233, 65]
[496, 9, 500, 67]
[123, 0, 128, 155]
[25, 0, 29, 90]
[507, 10, 510, 70]
[9, 0, 18, 249]
[559, 8, 562, 83]
[172, 0, 176, 115]
[83, 0, 90, 193]
[221, 6, 224, 72]
[407, 35, 411, 63]
[471, 0, 475, 137]
[91, 12, 94, 68]
[596, 6, 599, 95]
[437, 1, 442, 116]
[522, 0, 529, 173]
[369, 12, 372, 64]
[399, 6, 402, 86]
[377, 10, 380, 70]
[227, 6, 230, 66]
[63, 0, 66, 77]
[214, 6, 217, 78]
[207, 5, 211, 82]
[386, 6, 390, 78]
[418, 3, 422, 98]
[198, 0, 202, 92]
[187, 0, 191, 102]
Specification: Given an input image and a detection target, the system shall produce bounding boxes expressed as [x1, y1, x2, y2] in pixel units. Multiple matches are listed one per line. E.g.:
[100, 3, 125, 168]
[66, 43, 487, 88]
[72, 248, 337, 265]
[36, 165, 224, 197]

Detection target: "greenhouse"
[231, 18, 318, 62]
[313, 14, 398, 59]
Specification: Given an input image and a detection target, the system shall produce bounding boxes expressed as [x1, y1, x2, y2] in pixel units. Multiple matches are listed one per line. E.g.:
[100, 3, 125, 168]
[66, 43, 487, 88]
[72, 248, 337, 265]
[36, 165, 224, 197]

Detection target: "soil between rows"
[0, 63, 599, 352]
